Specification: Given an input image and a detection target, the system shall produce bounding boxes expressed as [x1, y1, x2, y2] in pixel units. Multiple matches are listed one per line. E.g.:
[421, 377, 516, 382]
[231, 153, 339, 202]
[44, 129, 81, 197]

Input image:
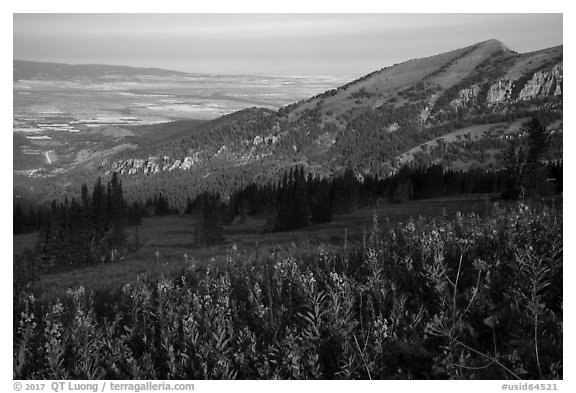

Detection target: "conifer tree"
[272, 167, 312, 231]
[293, 166, 311, 228]
[502, 118, 552, 199]
[108, 172, 127, 248]
[333, 168, 359, 213]
[81, 183, 90, 207]
[311, 178, 333, 224]
[36, 202, 54, 266]
[92, 177, 107, 246]
[524, 118, 553, 198]
[274, 171, 290, 231]
[14, 203, 25, 234]
[194, 193, 224, 247]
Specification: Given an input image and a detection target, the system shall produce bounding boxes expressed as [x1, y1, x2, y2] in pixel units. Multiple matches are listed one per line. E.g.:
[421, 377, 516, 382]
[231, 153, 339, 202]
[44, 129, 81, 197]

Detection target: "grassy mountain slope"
[285, 39, 511, 126]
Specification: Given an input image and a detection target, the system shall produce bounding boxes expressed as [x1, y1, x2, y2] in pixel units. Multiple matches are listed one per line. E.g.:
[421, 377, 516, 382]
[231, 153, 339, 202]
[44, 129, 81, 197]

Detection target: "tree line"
[34, 173, 131, 270]
[195, 163, 528, 245]
[14, 118, 562, 256]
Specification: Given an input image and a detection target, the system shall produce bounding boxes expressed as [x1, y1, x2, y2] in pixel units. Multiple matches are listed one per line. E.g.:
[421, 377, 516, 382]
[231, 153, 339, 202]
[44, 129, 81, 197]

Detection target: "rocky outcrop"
[104, 130, 284, 176]
[482, 64, 562, 106]
[145, 157, 160, 174]
[450, 85, 481, 108]
[108, 155, 189, 175]
[249, 134, 279, 147]
[387, 122, 400, 132]
[180, 155, 201, 170]
[115, 155, 199, 175]
[105, 132, 280, 176]
[168, 159, 181, 171]
[486, 79, 513, 105]
[518, 64, 562, 100]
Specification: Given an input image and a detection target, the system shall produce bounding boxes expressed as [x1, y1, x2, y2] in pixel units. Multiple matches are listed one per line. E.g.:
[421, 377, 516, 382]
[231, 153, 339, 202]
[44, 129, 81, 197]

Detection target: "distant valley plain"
[13, 69, 348, 174]
[14, 73, 348, 124]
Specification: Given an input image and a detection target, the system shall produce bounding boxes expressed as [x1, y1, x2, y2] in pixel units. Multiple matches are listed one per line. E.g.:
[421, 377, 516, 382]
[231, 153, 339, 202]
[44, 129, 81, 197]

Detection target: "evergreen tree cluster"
[332, 108, 561, 177]
[502, 118, 563, 200]
[13, 203, 45, 235]
[144, 193, 172, 216]
[198, 166, 357, 234]
[271, 167, 312, 231]
[36, 173, 132, 269]
[381, 164, 507, 202]
[269, 167, 369, 231]
[223, 164, 536, 233]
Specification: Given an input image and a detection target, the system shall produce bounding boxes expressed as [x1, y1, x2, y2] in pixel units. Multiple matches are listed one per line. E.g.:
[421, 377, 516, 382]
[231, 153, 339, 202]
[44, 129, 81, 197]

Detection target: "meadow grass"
[22, 195, 495, 302]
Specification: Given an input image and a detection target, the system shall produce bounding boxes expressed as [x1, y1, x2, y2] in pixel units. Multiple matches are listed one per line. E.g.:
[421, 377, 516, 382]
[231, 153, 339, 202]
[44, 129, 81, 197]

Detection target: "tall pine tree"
[194, 192, 224, 247]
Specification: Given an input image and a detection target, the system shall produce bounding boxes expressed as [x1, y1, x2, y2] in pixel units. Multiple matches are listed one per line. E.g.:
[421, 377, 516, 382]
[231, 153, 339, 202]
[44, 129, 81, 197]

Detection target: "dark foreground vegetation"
[14, 200, 562, 379]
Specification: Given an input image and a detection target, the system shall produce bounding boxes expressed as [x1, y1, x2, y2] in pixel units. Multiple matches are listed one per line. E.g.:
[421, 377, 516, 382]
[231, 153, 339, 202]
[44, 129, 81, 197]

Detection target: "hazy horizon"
[14, 14, 562, 78]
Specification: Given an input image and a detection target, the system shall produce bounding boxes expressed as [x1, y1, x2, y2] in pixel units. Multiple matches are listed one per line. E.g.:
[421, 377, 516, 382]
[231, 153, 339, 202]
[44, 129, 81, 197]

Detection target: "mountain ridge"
[13, 59, 326, 81]
[13, 40, 563, 206]
[13, 59, 196, 81]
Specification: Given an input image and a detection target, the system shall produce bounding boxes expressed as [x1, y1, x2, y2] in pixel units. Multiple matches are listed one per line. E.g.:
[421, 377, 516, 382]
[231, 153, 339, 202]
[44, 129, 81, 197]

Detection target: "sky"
[13, 13, 562, 78]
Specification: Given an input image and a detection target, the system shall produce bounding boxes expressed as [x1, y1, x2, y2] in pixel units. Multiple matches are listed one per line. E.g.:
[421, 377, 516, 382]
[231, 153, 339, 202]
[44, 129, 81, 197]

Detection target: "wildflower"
[472, 258, 488, 272]
[300, 271, 317, 296]
[157, 278, 173, 293]
[483, 315, 499, 329]
[18, 296, 37, 334]
[249, 282, 266, 318]
[329, 272, 344, 288]
[44, 302, 64, 355]
[121, 283, 132, 294]
[374, 315, 390, 341]
[406, 220, 416, 233]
